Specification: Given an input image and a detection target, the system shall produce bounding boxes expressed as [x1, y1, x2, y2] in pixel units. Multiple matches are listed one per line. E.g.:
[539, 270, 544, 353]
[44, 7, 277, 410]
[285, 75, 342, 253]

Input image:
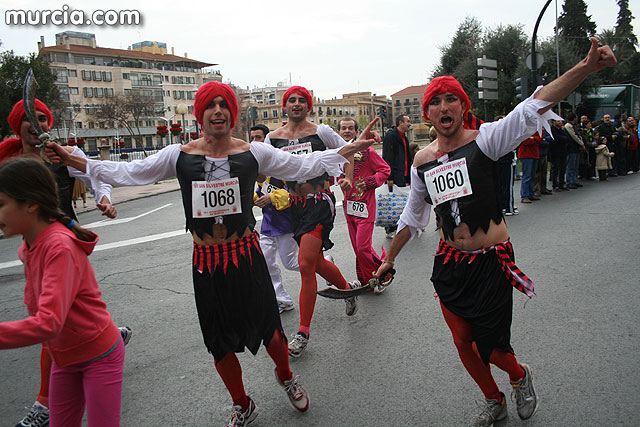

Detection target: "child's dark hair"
[0, 157, 94, 241]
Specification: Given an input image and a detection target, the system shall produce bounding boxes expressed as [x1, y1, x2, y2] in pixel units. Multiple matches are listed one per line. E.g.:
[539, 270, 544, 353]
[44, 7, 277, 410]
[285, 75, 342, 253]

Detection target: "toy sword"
[316, 269, 396, 299]
[23, 69, 57, 161]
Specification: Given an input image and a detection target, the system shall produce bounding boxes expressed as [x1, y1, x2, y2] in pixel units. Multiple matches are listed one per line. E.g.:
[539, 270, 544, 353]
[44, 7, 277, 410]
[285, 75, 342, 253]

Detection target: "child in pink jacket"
[0, 157, 124, 427]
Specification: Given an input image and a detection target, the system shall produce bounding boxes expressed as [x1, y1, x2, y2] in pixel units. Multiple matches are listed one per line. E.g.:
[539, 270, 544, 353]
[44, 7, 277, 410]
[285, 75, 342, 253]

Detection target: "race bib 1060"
[281, 142, 312, 155]
[346, 200, 368, 218]
[192, 178, 242, 217]
[423, 158, 472, 206]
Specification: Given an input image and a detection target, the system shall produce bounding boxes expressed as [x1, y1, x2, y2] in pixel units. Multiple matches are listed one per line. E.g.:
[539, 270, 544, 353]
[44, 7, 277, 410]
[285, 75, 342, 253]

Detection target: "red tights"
[214, 330, 291, 409]
[440, 302, 524, 400]
[297, 225, 349, 336]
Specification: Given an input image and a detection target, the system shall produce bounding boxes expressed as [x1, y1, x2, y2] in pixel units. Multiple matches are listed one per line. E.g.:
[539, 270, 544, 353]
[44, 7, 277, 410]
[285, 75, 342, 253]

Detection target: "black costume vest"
[416, 141, 503, 241]
[176, 150, 259, 239]
[47, 163, 77, 220]
[270, 134, 328, 187]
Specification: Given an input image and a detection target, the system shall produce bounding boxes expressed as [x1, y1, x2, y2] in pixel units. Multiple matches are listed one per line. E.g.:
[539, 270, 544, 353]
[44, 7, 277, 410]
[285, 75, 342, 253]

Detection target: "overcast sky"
[1, 0, 637, 99]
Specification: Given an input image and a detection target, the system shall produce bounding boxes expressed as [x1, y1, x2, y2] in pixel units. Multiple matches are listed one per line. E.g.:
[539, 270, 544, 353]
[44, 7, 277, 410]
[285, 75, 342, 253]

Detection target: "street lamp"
[176, 103, 188, 144]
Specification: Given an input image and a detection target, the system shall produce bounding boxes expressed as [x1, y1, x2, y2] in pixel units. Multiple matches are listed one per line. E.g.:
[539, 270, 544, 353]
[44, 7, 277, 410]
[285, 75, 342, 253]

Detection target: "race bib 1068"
[346, 200, 368, 218]
[192, 178, 242, 217]
[423, 158, 472, 206]
[281, 142, 312, 155]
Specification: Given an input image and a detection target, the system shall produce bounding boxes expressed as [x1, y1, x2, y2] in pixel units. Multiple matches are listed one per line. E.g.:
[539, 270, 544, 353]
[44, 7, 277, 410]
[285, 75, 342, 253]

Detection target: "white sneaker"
[345, 281, 360, 316]
[278, 302, 294, 314]
[288, 333, 309, 358]
[15, 401, 49, 427]
[373, 284, 386, 295]
[275, 368, 310, 412]
[226, 396, 258, 427]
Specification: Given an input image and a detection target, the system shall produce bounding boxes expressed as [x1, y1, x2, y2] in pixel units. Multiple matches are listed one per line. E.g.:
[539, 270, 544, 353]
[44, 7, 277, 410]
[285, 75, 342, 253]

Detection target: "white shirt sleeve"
[476, 86, 562, 161]
[317, 124, 347, 149]
[250, 142, 349, 181]
[396, 167, 432, 238]
[67, 147, 113, 203]
[85, 144, 180, 186]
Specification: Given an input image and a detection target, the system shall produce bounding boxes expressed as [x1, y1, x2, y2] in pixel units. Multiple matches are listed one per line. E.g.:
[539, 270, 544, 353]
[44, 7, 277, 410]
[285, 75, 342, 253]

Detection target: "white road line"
[0, 200, 343, 271]
[83, 203, 173, 229]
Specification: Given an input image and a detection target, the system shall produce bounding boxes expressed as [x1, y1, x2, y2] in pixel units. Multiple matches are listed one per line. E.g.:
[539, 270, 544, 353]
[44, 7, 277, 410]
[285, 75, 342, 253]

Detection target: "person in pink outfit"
[0, 157, 124, 427]
[338, 118, 391, 292]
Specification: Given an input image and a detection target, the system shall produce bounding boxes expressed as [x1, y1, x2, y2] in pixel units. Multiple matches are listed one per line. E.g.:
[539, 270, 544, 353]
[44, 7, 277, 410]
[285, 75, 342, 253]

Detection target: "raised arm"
[534, 37, 616, 113]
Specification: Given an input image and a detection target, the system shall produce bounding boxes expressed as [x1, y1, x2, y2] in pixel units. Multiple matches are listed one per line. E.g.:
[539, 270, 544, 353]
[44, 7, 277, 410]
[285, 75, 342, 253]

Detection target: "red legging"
[440, 302, 524, 399]
[214, 330, 291, 409]
[297, 224, 349, 336]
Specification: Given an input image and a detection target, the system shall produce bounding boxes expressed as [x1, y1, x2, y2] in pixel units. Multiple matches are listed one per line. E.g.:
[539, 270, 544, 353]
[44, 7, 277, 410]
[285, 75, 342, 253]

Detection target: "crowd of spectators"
[500, 112, 639, 214]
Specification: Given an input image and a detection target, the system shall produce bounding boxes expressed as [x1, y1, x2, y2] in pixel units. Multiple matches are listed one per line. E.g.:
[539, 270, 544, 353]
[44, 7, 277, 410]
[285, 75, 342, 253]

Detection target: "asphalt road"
[0, 175, 639, 426]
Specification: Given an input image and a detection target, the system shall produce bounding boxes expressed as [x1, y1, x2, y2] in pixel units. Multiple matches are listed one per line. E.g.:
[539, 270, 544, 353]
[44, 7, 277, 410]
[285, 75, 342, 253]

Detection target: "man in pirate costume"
[337, 117, 391, 292]
[374, 38, 616, 426]
[265, 86, 362, 358]
[47, 81, 379, 426]
[0, 98, 122, 427]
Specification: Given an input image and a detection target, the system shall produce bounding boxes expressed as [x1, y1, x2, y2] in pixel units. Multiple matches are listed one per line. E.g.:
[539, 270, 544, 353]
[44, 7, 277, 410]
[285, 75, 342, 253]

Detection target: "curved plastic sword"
[23, 69, 56, 160]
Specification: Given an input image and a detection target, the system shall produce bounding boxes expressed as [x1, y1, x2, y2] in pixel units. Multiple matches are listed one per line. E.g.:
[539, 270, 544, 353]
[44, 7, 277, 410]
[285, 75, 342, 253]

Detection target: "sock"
[214, 353, 248, 409]
[265, 330, 293, 383]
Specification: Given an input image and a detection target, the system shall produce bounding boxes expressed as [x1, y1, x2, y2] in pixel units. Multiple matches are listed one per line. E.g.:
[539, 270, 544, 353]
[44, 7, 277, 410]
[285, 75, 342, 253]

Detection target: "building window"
[88, 122, 95, 129]
[95, 88, 104, 97]
[68, 69, 77, 77]
[187, 91, 195, 100]
[81, 70, 92, 80]
[58, 86, 70, 101]
[262, 110, 268, 119]
[272, 109, 278, 118]
[70, 87, 79, 95]
[395, 100, 400, 106]
[74, 121, 83, 129]
[92, 71, 102, 81]
[122, 73, 130, 80]
[104, 88, 114, 97]
[124, 89, 131, 95]
[83, 87, 93, 97]
[102, 71, 112, 81]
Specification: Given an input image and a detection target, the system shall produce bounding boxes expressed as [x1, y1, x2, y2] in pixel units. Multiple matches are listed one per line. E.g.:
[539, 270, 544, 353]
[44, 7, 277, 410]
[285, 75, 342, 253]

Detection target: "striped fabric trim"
[435, 239, 535, 298]
[192, 231, 262, 274]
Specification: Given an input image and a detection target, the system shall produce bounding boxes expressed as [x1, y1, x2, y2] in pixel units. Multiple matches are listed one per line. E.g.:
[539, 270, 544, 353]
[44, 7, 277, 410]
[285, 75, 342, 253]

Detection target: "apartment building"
[39, 31, 221, 152]
[391, 84, 431, 141]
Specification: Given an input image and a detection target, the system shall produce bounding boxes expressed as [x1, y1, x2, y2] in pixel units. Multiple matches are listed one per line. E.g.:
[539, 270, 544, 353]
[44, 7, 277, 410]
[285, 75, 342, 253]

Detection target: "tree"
[557, 0, 597, 57]
[91, 92, 160, 154]
[612, 0, 639, 84]
[0, 51, 60, 138]
[432, 17, 482, 77]
[432, 19, 528, 120]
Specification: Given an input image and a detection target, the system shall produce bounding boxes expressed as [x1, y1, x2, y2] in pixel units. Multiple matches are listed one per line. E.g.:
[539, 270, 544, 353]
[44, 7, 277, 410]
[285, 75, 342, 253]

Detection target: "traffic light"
[376, 106, 383, 118]
[249, 106, 258, 121]
[515, 76, 528, 100]
[381, 107, 387, 118]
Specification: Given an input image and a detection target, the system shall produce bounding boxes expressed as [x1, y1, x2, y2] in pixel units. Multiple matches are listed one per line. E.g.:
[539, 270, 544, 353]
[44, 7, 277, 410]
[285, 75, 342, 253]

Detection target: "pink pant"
[49, 339, 124, 427]
[346, 218, 383, 284]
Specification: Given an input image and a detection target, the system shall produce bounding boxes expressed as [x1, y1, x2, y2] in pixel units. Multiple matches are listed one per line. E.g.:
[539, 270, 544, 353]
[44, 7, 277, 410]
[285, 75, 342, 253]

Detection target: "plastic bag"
[374, 184, 409, 227]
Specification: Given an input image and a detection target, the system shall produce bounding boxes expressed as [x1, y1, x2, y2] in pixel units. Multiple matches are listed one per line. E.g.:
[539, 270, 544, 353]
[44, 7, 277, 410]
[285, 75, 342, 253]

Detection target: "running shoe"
[471, 392, 506, 427]
[274, 368, 310, 412]
[278, 302, 294, 314]
[345, 281, 360, 316]
[119, 326, 132, 346]
[15, 401, 49, 427]
[511, 363, 539, 420]
[288, 333, 309, 358]
[226, 396, 258, 427]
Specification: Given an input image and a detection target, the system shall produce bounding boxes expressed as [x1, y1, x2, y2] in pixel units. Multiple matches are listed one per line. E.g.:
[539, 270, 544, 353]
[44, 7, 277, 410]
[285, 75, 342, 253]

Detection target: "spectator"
[564, 112, 585, 188]
[595, 133, 615, 181]
[596, 114, 618, 176]
[535, 129, 553, 196]
[624, 117, 638, 174]
[518, 133, 541, 203]
[549, 119, 570, 191]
